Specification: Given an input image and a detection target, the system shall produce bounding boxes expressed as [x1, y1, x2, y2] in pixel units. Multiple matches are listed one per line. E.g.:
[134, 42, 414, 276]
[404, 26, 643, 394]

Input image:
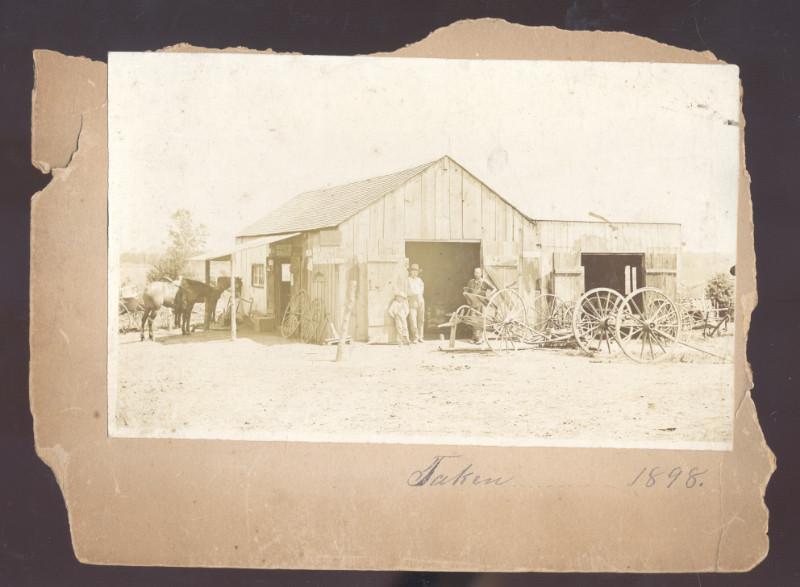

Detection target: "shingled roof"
[238, 158, 441, 237]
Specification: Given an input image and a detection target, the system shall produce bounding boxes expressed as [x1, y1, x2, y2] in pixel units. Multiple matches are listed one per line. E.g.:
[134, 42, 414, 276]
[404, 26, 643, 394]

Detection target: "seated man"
[464, 267, 495, 343]
[387, 290, 411, 345]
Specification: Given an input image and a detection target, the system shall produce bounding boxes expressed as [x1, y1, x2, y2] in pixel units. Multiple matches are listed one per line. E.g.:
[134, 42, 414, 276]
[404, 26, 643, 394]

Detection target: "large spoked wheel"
[529, 293, 571, 333]
[572, 287, 626, 355]
[280, 290, 308, 338]
[614, 287, 681, 363]
[301, 298, 323, 343]
[482, 288, 529, 352]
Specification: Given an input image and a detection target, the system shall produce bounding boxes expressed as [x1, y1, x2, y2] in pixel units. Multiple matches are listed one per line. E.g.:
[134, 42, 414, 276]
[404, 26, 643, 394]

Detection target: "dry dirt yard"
[112, 327, 734, 449]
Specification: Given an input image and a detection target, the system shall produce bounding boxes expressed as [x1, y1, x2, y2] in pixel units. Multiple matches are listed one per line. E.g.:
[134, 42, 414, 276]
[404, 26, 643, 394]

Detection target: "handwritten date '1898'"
[628, 466, 708, 489]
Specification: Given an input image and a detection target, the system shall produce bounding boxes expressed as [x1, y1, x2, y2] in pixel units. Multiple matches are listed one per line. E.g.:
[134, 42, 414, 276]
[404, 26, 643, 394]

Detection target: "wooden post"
[231, 258, 237, 341]
[336, 280, 357, 361]
[204, 259, 211, 285]
[449, 317, 458, 349]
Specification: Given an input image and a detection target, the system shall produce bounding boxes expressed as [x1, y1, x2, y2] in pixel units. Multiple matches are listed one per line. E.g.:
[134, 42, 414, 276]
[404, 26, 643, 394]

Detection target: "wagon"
[118, 286, 144, 333]
[441, 285, 723, 363]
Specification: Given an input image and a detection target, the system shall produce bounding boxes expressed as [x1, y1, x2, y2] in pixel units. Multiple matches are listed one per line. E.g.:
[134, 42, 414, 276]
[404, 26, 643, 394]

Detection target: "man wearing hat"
[406, 263, 425, 343]
[387, 290, 411, 345]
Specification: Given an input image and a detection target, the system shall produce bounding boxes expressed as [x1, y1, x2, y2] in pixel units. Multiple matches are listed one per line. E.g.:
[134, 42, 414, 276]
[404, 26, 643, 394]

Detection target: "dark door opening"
[582, 253, 645, 295]
[274, 258, 292, 328]
[405, 241, 481, 337]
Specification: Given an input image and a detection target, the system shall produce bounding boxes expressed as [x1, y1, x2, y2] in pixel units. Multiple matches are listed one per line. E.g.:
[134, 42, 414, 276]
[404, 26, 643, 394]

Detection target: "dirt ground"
[112, 323, 734, 449]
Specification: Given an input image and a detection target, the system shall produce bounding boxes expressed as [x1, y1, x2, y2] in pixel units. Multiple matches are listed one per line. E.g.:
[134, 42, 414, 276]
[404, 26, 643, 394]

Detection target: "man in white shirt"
[406, 263, 425, 343]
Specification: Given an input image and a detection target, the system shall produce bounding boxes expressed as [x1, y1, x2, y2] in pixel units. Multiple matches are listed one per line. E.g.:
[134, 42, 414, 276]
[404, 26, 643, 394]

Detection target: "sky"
[108, 53, 740, 255]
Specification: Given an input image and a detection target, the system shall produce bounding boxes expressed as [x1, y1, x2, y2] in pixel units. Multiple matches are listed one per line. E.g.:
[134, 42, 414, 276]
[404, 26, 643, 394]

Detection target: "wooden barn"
[223, 155, 681, 342]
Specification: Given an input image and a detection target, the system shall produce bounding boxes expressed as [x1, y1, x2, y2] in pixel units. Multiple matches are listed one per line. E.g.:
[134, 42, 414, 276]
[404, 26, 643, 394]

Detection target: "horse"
[177, 278, 225, 335]
[140, 280, 183, 341]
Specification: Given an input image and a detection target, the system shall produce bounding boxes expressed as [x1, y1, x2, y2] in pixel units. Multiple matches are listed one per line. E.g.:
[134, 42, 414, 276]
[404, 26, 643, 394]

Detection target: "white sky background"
[108, 53, 740, 255]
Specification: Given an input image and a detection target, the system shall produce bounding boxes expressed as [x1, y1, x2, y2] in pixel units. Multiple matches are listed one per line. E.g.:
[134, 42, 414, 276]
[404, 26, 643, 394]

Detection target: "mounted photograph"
[108, 52, 740, 449]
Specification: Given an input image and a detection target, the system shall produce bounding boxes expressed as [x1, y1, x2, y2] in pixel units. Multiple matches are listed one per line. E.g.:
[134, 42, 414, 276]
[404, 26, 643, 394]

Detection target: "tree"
[147, 209, 209, 282]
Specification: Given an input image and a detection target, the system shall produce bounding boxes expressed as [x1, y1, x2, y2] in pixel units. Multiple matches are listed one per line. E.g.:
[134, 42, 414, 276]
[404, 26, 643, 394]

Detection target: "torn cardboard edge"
[29, 19, 774, 572]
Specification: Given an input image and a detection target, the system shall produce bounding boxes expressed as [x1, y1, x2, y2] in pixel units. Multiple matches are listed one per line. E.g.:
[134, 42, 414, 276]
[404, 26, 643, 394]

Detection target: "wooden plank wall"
[233, 243, 268, 316]
[537, 220, 682, 298]
[303, 156, 539, 341]
[538, 220, 681, 254]
[398, 157, 532, 247]
[243, 159, 685, 341]
[644, 252, 679, 300]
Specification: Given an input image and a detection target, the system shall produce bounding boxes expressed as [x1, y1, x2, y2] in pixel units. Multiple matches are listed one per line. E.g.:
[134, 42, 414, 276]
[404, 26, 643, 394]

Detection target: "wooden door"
[483, 263, 519, 291]
[483, 241, 519, 291]
[275, 258, 292, 323]
[552, 252, 584, 303]
[367, 260, 405, 343]
[518, 252, 541, 309]
[644, 253, 678, 300]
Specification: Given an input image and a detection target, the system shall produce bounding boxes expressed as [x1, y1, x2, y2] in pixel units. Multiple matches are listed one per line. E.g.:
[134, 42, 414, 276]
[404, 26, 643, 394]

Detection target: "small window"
[251, 263, 265, 288]
[281, 263, 292, 283]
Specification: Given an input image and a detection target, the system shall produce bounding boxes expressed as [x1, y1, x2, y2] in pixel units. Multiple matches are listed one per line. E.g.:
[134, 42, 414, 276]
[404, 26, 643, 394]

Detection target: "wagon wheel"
[556, 301, 574, 331]
[280, 290, 308, 338]
[482, 288, 528, 352]
[572, 287, 626, 355]
[301, 298, 323, 343]
[529, 293, 571, 333]
[614, 287, 681, 363]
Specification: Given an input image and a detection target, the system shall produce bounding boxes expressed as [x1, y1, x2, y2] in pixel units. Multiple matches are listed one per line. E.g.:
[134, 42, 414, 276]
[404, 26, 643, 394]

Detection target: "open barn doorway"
[405, 241, 481, 337]
[582, 253, 645, 295]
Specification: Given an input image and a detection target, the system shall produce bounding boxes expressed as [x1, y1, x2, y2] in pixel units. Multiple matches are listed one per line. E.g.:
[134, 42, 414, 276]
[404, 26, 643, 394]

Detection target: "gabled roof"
[238, 158, 441, 237]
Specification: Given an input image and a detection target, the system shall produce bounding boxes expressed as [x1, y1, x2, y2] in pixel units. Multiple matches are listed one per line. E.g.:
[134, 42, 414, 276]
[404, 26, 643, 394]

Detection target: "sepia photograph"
[108, 52, 740, 449]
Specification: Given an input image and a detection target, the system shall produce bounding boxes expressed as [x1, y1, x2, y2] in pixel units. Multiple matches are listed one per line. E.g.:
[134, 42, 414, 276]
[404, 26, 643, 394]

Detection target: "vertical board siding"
[538, 220, 681, 254]
[481, 185, 496, 242]
[434, 163, 450, 239]
[448, 165, 463, 239]
[232, 243, 268, 316]
[368, 199, 384, 258]
[462, 173, 482, 239]
[519, 256, 540, 308]
[383, 188, 398, 245]
[505, 204, 514, 243]
[644, 252, 678, 299]
[552, 251, 584, 303]
[388, 186, 406, 247]
[420, 166, 436, 240]
[404, 174, 422, 240]
[495, 198, 508, 243]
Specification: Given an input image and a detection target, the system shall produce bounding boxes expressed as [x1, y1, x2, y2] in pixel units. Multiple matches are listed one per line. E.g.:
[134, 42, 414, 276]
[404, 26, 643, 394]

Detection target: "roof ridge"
[237, 156, 445, 237]
[297, 157, 440, 198]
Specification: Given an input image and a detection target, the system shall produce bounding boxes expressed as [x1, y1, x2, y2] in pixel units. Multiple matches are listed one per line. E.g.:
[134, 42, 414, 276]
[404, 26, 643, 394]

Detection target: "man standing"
[464, 267, 495, 343]
[407, 263, 425, 343]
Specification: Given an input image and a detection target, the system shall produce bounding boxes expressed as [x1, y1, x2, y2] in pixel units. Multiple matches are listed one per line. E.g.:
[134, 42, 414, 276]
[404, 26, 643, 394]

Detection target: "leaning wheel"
[529, 293, 571, 333]
[614, 287, 681, 363]
[280, 290, 308, 338]
[301, 298, 323, 343]
[572, 287, 626, 355]
[482, 288, 528, 352]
